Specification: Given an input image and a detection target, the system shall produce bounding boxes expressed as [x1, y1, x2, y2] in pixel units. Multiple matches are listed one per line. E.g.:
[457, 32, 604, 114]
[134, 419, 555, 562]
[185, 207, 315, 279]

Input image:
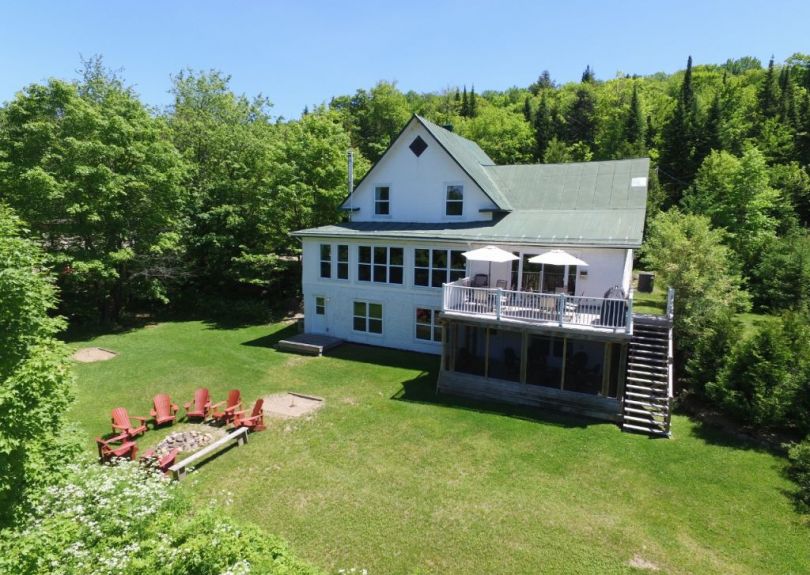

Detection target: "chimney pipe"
[347, 149, 354, 221]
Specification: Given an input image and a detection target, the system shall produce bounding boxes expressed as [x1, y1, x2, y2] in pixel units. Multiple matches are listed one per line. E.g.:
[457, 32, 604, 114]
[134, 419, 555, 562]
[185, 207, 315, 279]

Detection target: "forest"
[2, 53, 810, 534]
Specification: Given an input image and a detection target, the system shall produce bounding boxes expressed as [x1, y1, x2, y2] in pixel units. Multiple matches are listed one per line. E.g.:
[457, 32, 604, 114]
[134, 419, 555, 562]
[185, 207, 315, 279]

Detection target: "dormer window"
[446, 184, 463, 216]
[375, 186, 390, 216]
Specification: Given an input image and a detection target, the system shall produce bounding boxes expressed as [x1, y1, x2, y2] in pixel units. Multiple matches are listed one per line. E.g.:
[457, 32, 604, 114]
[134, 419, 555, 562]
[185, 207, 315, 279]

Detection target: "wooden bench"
[169, 426, 249, 481]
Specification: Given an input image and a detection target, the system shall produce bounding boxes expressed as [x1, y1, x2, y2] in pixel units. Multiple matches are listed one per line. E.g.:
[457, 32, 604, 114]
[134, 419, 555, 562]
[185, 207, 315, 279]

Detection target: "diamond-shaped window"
[409, 135, 428, 157]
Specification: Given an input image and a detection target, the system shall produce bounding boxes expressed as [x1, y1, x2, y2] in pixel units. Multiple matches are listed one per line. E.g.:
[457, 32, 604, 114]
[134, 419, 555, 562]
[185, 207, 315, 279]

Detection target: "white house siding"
[300, 237, 633, 354]
[346, 121, 498, 223]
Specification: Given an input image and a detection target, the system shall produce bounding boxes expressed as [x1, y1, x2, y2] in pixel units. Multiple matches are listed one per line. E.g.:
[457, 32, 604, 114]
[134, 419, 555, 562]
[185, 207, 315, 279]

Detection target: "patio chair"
[111, 407, 149, 439]
[96, 433, 139, 462]
[471, 273, 489, 288]
[211, 389, 242, 424]
[184, 388, 212, 421]
[151, 394, 179, 427]
[140, 447, 180, 474]
[232, 399, 266, 432]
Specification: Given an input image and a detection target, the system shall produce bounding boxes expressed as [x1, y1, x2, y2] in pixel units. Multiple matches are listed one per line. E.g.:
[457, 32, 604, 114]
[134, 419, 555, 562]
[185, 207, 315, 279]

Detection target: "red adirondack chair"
[151, 394, 179, 426]
[96, 433, 138, 462]
[233, 398, 265, 431]
[111, 407, 148, 439]
[211, 389, 242, 424]
[184, 388, 211, 421]
[140, 448, 180, 474]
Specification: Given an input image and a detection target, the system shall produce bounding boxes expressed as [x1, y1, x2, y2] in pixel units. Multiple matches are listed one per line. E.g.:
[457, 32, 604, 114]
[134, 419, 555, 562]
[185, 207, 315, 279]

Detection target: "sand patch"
[628, 555, 660, 571]
[262, 392, 324, 419]
[72, 347, 118, 363]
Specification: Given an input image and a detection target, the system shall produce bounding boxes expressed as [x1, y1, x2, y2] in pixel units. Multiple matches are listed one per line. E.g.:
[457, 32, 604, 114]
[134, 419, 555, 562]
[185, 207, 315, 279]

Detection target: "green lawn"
[68, 320, 809, 574]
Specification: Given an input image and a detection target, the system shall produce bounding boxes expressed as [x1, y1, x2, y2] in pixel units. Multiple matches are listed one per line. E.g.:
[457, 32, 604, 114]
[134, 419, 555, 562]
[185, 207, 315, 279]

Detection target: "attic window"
[409, 136, 428, 157]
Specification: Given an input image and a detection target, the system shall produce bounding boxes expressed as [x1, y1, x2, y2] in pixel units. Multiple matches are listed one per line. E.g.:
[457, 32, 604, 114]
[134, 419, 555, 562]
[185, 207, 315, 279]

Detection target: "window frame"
[414, 248, 466, 288]
[314, 296, 326, 316]
[415, 307, 442, 343]
[357, 245, 404, 285]
[319, 244, 332, 279]
[336, 244, 349, 280]
[445, 183, 464, 217]
[374, 185, 391, 217]
[353, 300, 383, 335]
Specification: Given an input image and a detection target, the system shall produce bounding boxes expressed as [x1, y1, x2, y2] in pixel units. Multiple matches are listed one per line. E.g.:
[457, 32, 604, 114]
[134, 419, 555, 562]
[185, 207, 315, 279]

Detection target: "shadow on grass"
[240, 323, 299, 348]
[391, 367, 607, 431]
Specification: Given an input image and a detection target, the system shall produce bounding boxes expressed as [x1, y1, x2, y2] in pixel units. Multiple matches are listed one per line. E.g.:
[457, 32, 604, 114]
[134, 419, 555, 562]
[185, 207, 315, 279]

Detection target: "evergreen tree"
[645, 114, 656, 150]
[461, 86, 469, 117]
[581, 65, 595, 83]
[529, 70, 555, 94]
[523, 96, 532, 122]
[533, 92, 553, 161]
[699, 92, 723, 159]
[623, 83, 644, 150]
[564, 86, 596, 148]
[302, 105, 309, 116]
[454, 88, 460, 102]
[659, 56, 699, 204]
[779, 66, 799, 128]
[469, 85, 477, 117]
[758, 56, 781, 120]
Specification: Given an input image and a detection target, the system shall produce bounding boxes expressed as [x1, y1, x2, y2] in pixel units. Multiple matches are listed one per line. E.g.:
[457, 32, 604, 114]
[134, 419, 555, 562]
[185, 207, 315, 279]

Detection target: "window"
[375, 186, 390, 215]
[320, 244, 331, 278]
[353, 301, 382, 334]
[446, 184, 463, 216]
[358, 246, 403, 284]
[414, 249, 466, 287]
[416, 308, 442, 342]
[409, 135, 428, 157]
[315, 296, 326, 315]
[337, 245, 349, 280]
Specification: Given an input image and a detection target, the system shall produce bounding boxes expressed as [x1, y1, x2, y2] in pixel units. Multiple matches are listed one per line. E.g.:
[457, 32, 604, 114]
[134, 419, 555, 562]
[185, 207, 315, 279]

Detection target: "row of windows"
[374, 184, 464, 217]
[320, 245, 465, 288]
[314, 298, 441, 342]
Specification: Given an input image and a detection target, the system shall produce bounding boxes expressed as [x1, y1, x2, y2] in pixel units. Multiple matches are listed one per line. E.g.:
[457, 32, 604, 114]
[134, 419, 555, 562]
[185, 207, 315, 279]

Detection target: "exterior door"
[310, 295, 328, 334]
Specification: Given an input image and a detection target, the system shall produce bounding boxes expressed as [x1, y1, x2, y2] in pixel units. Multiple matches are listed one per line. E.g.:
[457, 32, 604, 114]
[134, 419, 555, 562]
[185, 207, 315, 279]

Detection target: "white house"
[293, 115, 674, 436]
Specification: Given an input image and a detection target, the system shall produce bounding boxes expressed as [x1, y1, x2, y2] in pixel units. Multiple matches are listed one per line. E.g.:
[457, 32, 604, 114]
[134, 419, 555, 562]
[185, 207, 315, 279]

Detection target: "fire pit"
[153, 430, 213, 456]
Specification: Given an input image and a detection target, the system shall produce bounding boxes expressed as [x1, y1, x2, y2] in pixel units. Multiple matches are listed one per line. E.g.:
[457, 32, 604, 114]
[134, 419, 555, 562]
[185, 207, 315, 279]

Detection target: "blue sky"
[2, 0, 808, 119]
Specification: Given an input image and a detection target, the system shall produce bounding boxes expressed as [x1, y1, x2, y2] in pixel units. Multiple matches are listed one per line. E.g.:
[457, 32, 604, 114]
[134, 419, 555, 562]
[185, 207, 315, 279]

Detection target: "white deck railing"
[442, 280, 633, 333]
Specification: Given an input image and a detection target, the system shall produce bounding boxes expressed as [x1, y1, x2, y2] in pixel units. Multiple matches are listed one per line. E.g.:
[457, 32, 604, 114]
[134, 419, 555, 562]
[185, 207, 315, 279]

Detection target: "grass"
[68, 320, 809, 574]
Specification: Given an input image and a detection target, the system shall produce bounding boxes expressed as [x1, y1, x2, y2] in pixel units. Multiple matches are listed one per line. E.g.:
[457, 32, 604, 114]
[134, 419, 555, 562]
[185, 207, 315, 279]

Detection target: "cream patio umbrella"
[462, 245, 519, 287]
[528, 249, 589, 267]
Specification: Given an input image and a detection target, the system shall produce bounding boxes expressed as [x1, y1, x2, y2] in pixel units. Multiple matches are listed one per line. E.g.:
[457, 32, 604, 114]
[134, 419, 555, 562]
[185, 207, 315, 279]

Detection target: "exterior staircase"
[622, 314, 674, 437]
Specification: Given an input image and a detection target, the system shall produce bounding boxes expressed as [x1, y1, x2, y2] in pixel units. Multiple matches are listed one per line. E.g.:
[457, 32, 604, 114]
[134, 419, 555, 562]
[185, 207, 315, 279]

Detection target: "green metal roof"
[416, 116, 513, 210]
[309, 120, 650, 248]
[485, 158, 649, 211]
[294, 206, 645, 247]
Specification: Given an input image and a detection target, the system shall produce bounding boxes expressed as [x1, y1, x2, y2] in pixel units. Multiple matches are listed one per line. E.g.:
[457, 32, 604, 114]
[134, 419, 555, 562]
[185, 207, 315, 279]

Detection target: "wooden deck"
[277, 333, 344, 356]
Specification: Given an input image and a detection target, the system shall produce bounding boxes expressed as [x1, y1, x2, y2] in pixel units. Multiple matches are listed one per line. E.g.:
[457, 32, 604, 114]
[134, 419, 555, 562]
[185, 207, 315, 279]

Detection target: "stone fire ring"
[72, 347, 118, 363]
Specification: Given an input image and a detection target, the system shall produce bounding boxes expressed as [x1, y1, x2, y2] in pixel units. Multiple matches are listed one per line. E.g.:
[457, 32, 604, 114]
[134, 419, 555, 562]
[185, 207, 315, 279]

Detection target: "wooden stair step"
[624, 392, 669, 409]
[625, 384, 668, 393]
[622, 423, 670, 436]
[625, 398, 668, 409]
[627, 369, 668, 379]
[627, 362, 668, 371]
[626, 375, 668, 385]
[623, 414, 668, 427]
[624, 407, 667, 419]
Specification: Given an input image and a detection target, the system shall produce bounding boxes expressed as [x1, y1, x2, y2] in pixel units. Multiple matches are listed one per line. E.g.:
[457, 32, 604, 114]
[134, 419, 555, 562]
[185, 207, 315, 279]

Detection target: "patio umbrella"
[528, 249, 589, 267]
[462, 245, 519, 287]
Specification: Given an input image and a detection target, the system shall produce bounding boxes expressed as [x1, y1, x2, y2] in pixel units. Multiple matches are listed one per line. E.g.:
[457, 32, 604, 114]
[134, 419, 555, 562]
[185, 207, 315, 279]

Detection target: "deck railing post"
[666, 287, 675, 320]
[496, 288, 502, 320]
[625, 296, 633, 334]
[558, 294, 565, 326]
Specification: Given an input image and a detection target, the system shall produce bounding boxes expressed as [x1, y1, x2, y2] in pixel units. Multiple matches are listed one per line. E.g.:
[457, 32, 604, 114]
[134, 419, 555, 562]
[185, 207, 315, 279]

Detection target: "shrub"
[0, 461, 321, 575]
[750, 233, 810, 312]
[642, 210, 750, 392]
[0, 204, 78, 524]
[788, 437, 810, 510]
[707, 311, 810, 432]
